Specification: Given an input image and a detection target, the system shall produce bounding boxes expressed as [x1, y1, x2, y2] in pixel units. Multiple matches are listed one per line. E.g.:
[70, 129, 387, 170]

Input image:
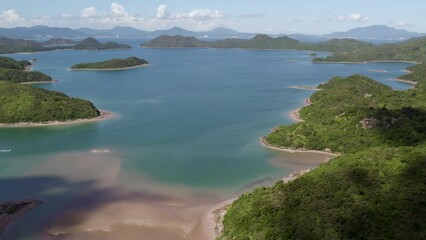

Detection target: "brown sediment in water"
[14, 150, 226, 240]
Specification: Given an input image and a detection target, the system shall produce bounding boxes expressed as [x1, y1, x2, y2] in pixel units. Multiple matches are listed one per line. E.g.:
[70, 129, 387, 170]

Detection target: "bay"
[0, 41, 413, 239]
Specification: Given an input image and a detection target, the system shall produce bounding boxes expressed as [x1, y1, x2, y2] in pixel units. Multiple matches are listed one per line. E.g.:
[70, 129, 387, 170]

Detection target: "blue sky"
[1, 0, 425, 34]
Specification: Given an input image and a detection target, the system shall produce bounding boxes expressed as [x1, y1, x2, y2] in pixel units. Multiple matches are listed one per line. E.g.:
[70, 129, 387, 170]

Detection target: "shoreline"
[313, 60, 419, 64]
[69, 63, 149, 71]
[259, 137, 340, 156]
[21, 80, 58, 85]
[288, 86, 321, 91]
[393, 78, 417, 85]
[0, 111, 114, 128]
[289, 98, 311, 122]
[0, 200, 42, 233]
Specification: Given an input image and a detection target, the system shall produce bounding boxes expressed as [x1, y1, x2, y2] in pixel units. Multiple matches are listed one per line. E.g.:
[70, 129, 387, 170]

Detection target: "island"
[70, 56, 149, 71]
[217, 43, 426, 238]
[0, 57, 55, 84]
[0, 36, 131, 54]
[141, 34, 372, 52]
[313, 37, 426, 63]
[0, 57, 110, 126]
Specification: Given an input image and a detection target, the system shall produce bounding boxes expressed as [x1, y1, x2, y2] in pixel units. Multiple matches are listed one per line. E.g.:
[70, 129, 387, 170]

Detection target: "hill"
[0, 81, 100, 124]
[0, 57, 54, 84]
[220, 69, 426, 239]
[141, 35, 209, 48]
[142, 34, 373, 52]
[314, 36, 426, 63]
[71, 56, 148, 70]
[326, 25, 424, 40]
[0, 37, 44, 54]
[0, 25, 87, 39]
[73, 37, 131, 50]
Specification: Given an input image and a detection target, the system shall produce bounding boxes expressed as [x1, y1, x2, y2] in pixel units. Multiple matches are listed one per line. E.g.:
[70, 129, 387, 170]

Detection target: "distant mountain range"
[0, 25, 425, 43]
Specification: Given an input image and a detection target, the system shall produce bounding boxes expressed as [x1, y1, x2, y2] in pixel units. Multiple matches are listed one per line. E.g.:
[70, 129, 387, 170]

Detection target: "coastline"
[288, 86, 321, 91]
[259, 137, 340, 156]
[0, 111, 114, 128]
[393, 78, 417, 85]
[69, 63, 149, 71]
[313, 60, 419, 64]
[21, 80, 58, 85]
[0, 200, 42, 233]
[289, 98, 311, 122]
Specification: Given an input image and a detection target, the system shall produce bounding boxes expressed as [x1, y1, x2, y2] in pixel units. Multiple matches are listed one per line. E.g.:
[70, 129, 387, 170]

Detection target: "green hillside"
[0, 57, 53, 83]
[141, 35, 209, 48]
[314, 37, 426, 63]
[0, 37, 44, 54]
[220, 67, 426, 239]
[74, 37, 131, 50]
[0, 68, 53, 83]
[0, 81, 100, 123]
[70, 56, 148, 70]
[0, 57, 31, 70]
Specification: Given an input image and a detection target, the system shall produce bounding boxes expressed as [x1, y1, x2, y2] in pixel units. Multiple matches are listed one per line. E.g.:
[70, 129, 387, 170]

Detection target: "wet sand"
[2, 150, 226, 240]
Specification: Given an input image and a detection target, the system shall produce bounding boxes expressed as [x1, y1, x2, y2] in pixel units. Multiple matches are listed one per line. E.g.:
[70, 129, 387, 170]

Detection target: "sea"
[0, 38, 413, 239]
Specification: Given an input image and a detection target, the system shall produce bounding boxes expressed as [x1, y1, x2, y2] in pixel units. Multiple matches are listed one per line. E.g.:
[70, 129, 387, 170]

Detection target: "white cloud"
[156, 4, 170, 19]
[155, 5, 223, 21]
[348, 14, 369, 22]
[179, 9, 223, 20]
[329, 13, 369, 22]
[81, 7, 99, 18]
[111, 2, 127, 17]
[0, 9, 24, 23]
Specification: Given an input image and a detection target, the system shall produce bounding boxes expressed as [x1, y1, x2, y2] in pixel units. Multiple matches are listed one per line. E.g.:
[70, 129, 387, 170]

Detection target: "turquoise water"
[0, 43, 413, 238]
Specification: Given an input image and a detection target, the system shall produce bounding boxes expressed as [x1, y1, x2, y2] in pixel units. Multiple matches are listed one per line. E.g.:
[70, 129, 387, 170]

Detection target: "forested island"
[0, 36, 131, 54]
[0, 57, 104, 126]
[313, 37, 426, 63]
[141, 34, 373, 52]
[0, 57, 54, 84]
[70, 56, 149, 70]
[218, 65, 426, 238]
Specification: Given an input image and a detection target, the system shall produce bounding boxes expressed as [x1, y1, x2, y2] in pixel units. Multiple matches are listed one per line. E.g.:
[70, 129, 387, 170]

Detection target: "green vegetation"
[142, 34, 373, 52]
[0, 37, 44, 54]
[0, 56, 101, 124]
[221, 146, 426, 239]
[0, 57, 31, 70]
[314, 37, 426, 63]
[141, 35, 209, 48]
[0, 37, 131, 54]
[0, 81, 100, 123]
[0, 68, 53, 83]
[0, 57, 53, 83]
[74, 37, 131, 50]
[220, 63, 426, 238]
[70, 56, 148, 70]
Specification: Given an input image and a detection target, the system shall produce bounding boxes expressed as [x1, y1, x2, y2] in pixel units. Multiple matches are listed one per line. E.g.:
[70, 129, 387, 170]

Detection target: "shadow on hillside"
[366, 107, 426, 147]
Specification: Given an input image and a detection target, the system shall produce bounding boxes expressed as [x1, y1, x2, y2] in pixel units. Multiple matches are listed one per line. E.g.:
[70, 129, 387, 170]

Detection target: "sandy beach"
[288, 86, 321, 91]
[69, 64, 149, 71]
[0, 111, 114, 128]
[259, 137, 339, 156]
[393, 78, 417, 85]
